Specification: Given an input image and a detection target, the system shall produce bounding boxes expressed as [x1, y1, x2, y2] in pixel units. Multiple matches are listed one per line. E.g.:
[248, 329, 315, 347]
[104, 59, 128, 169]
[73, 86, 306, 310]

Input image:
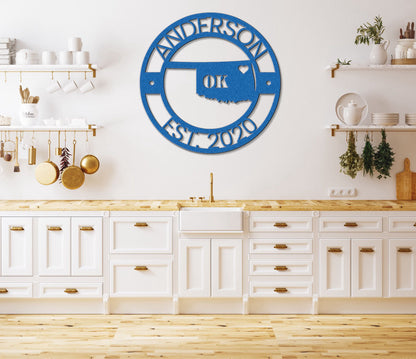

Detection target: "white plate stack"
[405, 113, 416, 126]
[371, 113, 399, 126]
[0, 38, 16, 64]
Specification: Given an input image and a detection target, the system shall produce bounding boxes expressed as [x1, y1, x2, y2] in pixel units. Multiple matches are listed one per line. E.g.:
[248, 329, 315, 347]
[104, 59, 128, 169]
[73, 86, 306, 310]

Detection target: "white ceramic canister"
[20, 104, 39, 126]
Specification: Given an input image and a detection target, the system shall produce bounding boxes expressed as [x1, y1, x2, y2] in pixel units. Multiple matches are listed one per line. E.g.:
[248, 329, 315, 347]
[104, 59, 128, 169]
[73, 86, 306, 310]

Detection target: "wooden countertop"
[0, 200, 415, 211]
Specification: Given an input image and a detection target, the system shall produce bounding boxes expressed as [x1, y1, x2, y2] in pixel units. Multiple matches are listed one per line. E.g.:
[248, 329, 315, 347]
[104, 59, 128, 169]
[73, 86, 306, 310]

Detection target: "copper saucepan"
[61, 139, 85, 190]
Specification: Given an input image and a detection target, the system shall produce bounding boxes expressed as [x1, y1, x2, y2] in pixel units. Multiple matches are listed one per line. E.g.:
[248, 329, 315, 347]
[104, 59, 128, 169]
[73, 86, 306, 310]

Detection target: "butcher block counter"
[0, 199, 415, 211]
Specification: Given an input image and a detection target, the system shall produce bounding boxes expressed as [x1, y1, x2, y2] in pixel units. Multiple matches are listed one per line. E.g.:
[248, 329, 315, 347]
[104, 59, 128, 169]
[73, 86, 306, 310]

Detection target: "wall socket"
[328, 188, 357, 197]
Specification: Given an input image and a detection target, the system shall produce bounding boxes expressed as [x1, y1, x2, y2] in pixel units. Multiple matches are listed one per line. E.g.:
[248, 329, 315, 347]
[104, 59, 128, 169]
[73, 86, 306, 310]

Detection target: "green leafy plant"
[340, 132, 363, 179]
[355, 15, 385, 45]
[362, 134, 375, 176]
[374, 129, 395, 179]
[337, 58, 352, 65]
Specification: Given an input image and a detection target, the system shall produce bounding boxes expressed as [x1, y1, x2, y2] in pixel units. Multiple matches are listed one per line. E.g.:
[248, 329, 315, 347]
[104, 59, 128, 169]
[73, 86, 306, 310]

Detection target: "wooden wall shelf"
[329, 124, 416, 137]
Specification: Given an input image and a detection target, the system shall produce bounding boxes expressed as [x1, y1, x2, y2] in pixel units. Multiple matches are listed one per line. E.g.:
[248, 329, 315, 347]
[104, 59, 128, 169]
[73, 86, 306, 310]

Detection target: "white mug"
[79, 80, 94, 93]
[62, 80, 78, 93]
[46, 80, 61, 93]
[75, 51, 90, 65]
[58, 51, 73, 65]
[68, 37, 82, 52]
[42, 51, 56, 65]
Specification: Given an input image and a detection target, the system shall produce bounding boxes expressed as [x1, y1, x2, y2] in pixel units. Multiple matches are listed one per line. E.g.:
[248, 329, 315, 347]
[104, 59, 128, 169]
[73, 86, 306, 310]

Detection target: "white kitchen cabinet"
[71, 217, 102, 276]
[319, 239, 350, 297]
[178, 238, 242, 298]
[1, 217, 33, 276]
[319, 216, 382, 233]
[389, 239, 416, 297]
[38, 283, 103, 298]
[0, 283, 32, 298]
[38, 217, 71, 276]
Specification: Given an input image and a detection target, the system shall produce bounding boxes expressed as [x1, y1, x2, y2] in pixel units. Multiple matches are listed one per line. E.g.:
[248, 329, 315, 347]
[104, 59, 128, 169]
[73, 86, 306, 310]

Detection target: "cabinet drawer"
[110, 217, 172, 253]
[38, 283, 102, 298]
[0, 283, 32, 298]
[389, 217, 416, 232]
[249, 280, 312, 297]
[110, 259, 172, 297]
[250, 216, 312, 233]
[249, 238, 312, 254]
[249, 260, 312, 276]
[319, 217, 382, 232]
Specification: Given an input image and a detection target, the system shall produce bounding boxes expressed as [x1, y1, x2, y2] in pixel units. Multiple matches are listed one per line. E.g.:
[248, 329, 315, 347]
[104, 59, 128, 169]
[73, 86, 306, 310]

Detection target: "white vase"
[369, 41, 390, 65]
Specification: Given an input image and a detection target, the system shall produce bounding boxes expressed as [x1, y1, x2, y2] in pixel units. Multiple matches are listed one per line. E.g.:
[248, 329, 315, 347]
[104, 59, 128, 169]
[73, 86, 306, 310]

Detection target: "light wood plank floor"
[0, 315, 415, 358]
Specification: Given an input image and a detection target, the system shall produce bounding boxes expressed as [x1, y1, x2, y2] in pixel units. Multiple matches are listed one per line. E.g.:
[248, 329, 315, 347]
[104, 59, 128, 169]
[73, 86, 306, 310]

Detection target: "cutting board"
[396, 158, 415, 200]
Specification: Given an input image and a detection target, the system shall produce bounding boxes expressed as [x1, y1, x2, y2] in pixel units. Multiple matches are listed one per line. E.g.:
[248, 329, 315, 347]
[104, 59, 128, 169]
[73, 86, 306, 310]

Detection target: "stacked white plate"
[371, 113, 399, 126]
[405, 113, 416, 126]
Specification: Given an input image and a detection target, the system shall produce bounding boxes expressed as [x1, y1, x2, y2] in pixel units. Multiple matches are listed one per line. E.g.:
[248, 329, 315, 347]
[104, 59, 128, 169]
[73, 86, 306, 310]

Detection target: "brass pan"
[80, 154, 100, 174]
[35, 139, 59, 185]
[61, 139, 85, 190]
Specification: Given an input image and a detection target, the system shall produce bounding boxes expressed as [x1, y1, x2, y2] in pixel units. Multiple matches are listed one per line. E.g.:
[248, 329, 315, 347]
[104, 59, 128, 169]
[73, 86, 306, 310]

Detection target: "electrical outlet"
[328, 188, 357, 197]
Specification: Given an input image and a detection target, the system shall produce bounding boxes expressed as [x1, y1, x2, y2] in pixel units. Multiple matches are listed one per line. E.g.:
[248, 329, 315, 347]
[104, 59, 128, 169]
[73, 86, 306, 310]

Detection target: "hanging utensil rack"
[0, 124, 98, 136]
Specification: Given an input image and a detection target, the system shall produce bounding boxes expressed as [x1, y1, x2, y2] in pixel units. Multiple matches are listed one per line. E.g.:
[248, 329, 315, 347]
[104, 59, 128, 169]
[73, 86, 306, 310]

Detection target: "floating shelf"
[0, 124, 98, 136]
[327, 63, 416, 78]
[329, 124, 416, 137]
[0, 64, 97, 81]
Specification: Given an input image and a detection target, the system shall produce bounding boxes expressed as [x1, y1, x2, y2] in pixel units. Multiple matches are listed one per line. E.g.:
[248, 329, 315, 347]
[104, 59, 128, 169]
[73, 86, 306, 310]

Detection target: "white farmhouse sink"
[179, 207, 243, 232]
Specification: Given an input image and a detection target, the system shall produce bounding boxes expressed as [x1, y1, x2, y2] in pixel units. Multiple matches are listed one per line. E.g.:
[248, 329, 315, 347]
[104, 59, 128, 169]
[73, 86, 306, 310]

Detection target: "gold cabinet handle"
[398, 248, 412, 253]
[360, 248, 374, 253]
[80, 226, 94, 231]
[0, 288, 8, 294]
[64, 288, 78, 294]
[134, 222, 148, 227]
[274, 287, 288, 293]
[274, 244, 288, 249]
[274, 222, 288, 228]
[344, 222, 358, 227]
[274, 265, 288, 271]
[9, 226, 24, 231]
[134, 266, 148, 271]
[328, 247, 343, 253]
[48, 226, 62, 231]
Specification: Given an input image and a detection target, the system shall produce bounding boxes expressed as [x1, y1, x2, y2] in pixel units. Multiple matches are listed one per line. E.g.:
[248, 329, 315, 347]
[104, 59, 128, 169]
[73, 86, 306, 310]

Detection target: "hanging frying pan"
[35, 139, 59, 185]
[61, 139, 85, 190]
[80, 154, 100, 174]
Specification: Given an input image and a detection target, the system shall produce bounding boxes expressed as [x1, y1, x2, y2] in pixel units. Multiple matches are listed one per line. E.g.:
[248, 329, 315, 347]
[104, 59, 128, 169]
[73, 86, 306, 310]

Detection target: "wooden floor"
[0, 315, 415, 358]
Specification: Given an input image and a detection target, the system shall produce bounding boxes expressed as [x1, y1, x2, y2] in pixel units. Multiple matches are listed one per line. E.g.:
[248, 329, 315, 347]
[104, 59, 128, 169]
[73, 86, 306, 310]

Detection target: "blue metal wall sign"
[140, 12, 281, 154]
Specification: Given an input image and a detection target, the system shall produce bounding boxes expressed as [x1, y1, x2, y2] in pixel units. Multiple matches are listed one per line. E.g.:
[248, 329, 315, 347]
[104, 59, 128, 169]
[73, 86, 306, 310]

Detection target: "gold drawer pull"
[328, 247, 343, 253]
[360, 248, 374, 253]
[398, 248, 412, 253]
[48, 226, 62, 231]
[274, 265, 288, 271]
[344, 222, 358, 227]
[274, 222, 288, 228]
[9, 226, 24, 231]
[274, 287, 288, 293]
[0, 288, 8, 294]
[274, 244, 288, 249]
[134, 266, 148, 271]
[64, 288, 78, 294]
[80, 226, 94, 231]
[134, 222, 148, 227]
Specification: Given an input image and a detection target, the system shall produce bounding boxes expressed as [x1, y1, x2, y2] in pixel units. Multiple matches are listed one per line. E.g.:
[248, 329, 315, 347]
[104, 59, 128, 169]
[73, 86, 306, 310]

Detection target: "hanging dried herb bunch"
[362, 133, 375, 176]
[59, 147, 71, 182]
[340, 131, 363, 179]
[374, 129, 395, 179]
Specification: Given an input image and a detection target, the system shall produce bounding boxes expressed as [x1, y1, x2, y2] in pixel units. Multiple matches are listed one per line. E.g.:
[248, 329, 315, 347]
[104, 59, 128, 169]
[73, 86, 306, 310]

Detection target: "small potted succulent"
[355, 15, 389, 65]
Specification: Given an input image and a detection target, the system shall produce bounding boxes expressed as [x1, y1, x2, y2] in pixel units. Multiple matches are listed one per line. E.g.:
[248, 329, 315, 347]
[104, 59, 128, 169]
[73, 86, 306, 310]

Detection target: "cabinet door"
[319, 239, 350, 297]
[351, 239, 382, 297]
[71, 217, 102, 276]
[211, 239, 242, 297]
[178, 239, 210, 297]
[1, 218, 32, 276]
[389, 239, 416, 297]
[38, 217, 71, 276]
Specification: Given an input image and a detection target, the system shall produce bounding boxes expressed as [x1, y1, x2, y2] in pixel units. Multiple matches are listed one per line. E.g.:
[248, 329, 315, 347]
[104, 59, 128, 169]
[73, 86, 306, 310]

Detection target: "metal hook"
[19, 71, 22, 83]
[68, 71, 70, 80]
[51, 71, 54, 80]
[4, 71, 6, 83]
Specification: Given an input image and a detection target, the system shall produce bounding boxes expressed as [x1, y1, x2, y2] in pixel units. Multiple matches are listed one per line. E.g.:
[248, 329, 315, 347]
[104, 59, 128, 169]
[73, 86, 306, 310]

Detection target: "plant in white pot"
[355, 15, 389, 65]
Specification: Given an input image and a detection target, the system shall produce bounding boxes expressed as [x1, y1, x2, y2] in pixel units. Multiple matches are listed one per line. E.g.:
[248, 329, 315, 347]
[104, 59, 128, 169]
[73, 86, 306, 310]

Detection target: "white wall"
[0, 0, 414, 200]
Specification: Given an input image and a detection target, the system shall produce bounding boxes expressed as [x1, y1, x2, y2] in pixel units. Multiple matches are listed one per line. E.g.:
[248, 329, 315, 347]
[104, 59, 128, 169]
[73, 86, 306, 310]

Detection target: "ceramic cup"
[46, 80, 61, 93]
[68, 37, 82, 52]
[74, 51, 90, 65]
[62, 80, 78, 94]
[78, 80, 94, 94]
[20, 104, 39, 126]
[58, 51, 73, 65]
[42, 51, 56, 65]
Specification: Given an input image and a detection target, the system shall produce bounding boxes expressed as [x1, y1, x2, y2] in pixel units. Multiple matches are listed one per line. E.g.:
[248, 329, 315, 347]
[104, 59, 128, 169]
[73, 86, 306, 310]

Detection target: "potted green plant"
[355, 15, 389, 65]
